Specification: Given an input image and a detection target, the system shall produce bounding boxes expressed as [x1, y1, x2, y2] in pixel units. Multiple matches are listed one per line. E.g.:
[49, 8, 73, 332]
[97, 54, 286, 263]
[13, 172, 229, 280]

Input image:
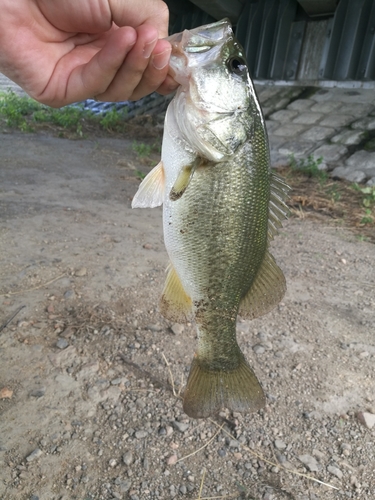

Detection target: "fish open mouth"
[167, 19, 234, 87]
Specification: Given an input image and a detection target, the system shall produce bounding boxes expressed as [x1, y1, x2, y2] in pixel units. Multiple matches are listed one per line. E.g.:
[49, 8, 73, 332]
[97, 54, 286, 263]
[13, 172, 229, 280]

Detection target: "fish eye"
[227, 56, 247, 75]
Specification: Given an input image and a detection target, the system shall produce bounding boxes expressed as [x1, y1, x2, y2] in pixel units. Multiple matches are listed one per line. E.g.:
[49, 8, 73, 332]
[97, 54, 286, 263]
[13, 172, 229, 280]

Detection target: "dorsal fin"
[268, 171, 290, 240]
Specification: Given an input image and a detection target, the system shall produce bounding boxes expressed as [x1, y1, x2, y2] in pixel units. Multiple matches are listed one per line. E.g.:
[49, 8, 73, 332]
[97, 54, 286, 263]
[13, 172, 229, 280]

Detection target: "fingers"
[95, 24, 172, 102]
[155, 74, 179, 96]
[41, 21, 176, 106]
[58, 26, 136, 106]
[110, 0, 169, 38]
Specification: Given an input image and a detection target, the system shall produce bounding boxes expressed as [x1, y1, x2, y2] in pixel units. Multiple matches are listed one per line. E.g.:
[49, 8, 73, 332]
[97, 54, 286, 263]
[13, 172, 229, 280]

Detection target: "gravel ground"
[0, 131, 374, 500]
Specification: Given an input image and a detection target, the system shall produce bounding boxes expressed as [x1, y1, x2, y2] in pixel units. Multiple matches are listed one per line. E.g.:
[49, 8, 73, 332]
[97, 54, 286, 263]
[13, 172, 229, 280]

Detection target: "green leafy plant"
[352, 183, 375, 225]
[132, 141, 152, 158]
[325, 182, 342, 202]
[289, 154, 327, 184]
[99, 108, 128, 132]
[0, 91, 40, 129]
[361, 208, 373, 224]
[33, 105, 91, 136]
[135, 170, 146, 181]
[0, 91, 96, 136]
[0, 90, 133, 137]
[353, 185, 375, 207]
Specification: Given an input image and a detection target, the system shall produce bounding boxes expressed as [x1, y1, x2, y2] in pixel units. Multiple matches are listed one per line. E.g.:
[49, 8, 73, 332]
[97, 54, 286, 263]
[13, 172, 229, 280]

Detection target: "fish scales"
[132, 19, 289, 418]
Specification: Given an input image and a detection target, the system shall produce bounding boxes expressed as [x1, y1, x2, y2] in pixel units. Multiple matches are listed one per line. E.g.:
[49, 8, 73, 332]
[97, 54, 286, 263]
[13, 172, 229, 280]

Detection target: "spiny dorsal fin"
[239, 251, 286, 320]
[268, 171, 290, 240]
[159, 264, 193, 323]
[131, 161, 165, 208]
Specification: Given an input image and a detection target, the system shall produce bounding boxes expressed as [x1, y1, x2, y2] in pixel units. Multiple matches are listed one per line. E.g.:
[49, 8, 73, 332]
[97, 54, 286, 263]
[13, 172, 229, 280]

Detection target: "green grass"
[33, 104, 93, 136]
[0, 90, 130, 137]
[99, 107, 128, 132]
[0, 91, 40, 131]
[351, 184, 375, 224]
[135, 170, 146, 181]
[132, 141, 152, 158]
[289, 153, 327, 183]
[352, 184, 375, 208]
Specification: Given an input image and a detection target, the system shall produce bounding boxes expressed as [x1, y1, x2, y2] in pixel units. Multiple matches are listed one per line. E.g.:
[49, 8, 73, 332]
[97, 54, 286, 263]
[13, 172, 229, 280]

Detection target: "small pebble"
[274, 439, 287, 450]
[166, 454, 178, 465]
[357, 411, 375, 429]
[172, 421, 189, 433]
[143, 458, 149, 470]
[135, 430, 148, 439]
[56, 338, 69, 350]
[327, 465, 343, 479]
[29, 387, 46, 398]
[298, 454, 319, 472]
[0, 387, 13, 399]
[75, 267, 87, 277]
[26, 448, 43, 462]
[64, 290, 75, 299]
[146, 324, 163, 332]
[350, 475, 360, 489]
[252, 344, 265, 354]
[170, 324, 184, 335]
[123, 452, 133, 466]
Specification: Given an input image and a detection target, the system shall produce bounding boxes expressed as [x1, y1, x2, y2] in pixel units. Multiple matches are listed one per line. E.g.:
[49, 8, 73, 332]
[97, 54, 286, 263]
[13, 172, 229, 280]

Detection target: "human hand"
[0, 0, 178, 107]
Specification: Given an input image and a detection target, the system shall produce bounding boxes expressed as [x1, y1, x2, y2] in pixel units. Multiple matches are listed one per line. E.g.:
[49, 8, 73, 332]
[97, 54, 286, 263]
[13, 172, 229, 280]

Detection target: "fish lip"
[166, 18, 234, 83]
[166, 18, 233, 45]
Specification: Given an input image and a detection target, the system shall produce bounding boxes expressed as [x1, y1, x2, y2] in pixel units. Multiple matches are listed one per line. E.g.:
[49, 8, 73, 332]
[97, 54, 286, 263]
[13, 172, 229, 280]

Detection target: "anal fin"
[239, 251, 286, 320]
[159, 264, 193, 323]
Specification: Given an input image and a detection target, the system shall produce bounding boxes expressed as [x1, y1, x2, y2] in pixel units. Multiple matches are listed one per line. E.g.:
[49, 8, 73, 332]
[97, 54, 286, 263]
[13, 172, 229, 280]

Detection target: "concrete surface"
[1, 73, 374, 185]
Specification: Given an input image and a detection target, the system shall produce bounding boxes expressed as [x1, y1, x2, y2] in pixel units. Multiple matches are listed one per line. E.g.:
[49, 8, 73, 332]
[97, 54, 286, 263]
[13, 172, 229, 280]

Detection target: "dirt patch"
[0, 130, 374, 499]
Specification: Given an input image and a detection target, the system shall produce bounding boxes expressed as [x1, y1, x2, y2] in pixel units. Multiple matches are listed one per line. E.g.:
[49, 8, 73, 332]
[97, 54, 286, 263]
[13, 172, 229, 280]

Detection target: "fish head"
[167, 19, 259, 162]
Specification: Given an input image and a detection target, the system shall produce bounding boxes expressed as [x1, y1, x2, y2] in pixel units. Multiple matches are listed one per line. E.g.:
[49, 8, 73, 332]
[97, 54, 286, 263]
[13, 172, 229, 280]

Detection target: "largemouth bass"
[132, 19, 289, 418]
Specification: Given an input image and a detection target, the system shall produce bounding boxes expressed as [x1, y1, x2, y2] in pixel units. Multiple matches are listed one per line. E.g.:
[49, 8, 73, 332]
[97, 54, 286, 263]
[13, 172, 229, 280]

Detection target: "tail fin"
[183, 355, 265, 418]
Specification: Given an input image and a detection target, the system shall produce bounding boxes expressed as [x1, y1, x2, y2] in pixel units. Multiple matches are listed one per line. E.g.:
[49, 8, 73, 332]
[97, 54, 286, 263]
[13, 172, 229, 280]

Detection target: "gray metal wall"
[166, 0, 375, 82]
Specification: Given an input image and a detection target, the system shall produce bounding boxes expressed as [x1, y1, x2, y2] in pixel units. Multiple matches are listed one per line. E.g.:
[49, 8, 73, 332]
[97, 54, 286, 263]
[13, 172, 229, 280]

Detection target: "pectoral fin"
[131, 161, 165, 208]
[159, 264, 193, 322]
[169, 160, 199, 201]
[239, 251, 286, 320]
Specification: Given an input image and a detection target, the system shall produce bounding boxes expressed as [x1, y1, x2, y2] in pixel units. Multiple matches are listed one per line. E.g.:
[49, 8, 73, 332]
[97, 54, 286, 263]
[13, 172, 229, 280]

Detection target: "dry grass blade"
[162, 352, 180, 397]
[0, 273, 66, 297]
[177, 423, 224, 463]
[209, 419, 339, 491]
[193, 469, 240, 500]
[197, 468, 206, 499]
[193, 494, 239, 500]
[0, 305, 26, 333]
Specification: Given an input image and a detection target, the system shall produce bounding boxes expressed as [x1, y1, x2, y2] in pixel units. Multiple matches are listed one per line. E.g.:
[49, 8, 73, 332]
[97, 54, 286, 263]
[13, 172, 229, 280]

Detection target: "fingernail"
[152, 48, 172, 70]
[143, 38, 157, 59]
